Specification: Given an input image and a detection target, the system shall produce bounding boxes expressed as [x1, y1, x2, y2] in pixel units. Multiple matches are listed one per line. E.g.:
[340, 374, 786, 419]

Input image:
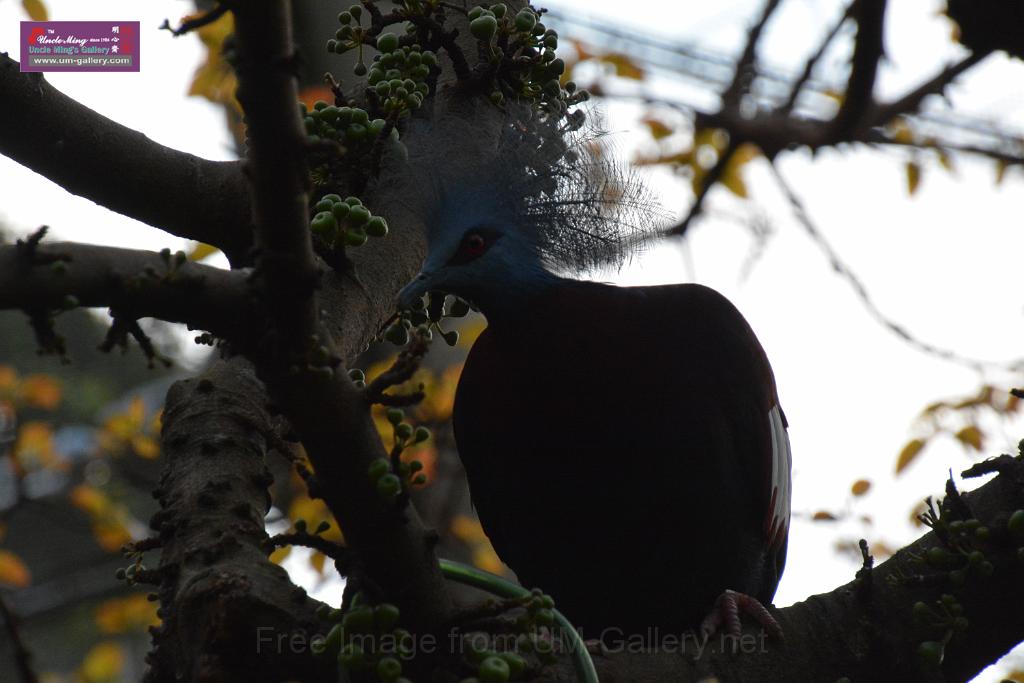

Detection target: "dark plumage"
[397, 105, 790, 640]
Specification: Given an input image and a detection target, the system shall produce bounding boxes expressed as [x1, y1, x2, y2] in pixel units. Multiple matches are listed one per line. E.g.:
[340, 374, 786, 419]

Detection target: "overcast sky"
[2, 1, 1023, 679]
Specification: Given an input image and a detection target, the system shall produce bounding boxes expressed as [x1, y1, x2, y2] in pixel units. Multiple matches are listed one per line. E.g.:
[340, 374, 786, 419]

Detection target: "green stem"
[438, 558, 599, 683]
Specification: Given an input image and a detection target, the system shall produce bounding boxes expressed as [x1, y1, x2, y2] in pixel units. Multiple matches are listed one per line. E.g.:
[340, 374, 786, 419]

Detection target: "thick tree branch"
[228, 0, 454, 632]
[0, 240, 257, 341]
[146, 359, 332, 683]
[0, 53, 253, 264]
[527, 455, 1024, 682]
[830, 0, 887, 138]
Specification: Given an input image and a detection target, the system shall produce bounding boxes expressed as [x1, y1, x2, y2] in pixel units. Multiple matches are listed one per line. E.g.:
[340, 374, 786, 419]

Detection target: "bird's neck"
[471, 269, 566, 330]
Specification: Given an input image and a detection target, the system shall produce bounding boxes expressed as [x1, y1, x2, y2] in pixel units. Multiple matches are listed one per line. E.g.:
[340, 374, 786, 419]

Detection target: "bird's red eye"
[463, 233, 487, 257]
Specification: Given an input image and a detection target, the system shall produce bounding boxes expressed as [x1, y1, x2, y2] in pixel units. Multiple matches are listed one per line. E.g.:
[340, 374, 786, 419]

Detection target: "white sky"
[1, 1, 1023, 679]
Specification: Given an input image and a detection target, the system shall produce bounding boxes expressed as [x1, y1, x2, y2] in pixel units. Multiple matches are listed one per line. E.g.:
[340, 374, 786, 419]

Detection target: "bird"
[396, 106, 791, 644]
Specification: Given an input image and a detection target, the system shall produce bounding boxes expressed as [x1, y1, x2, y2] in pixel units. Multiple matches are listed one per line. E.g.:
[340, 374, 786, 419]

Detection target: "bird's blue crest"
[394, 100, 665, 277]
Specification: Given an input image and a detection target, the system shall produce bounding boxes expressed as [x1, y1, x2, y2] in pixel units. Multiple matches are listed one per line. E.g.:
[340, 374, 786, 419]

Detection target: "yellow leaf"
[269, 545, 292, 565]
[954, 425, 984, 451]
[95, 594, 160, 634]
[599, 53, 644, 80]
[936, 148, 954, 174]
[641, 117, 674, 141]
[822, 89, 845, 105]
[131, 435, 160, 460]
[21, 0, 48, 21]
[188, 242, 219, 261]
[720, 166, 748, 198]
[13, 421, 62, 472]
[0, 549, 31, 587]
[906, 161, 921, 196]
[0, 365, 17, 394]
[309, 551, 326, 575]
[890, 118, 914, 145]
[812, 511, 838, 522]
[896, 438, 926, 474]
[472, 545, 505, 574]
[187, 11, 239, 109]
[719, 143, 760, 199]
[19, 374, 61, 409]
[995, 159, 1009, 185]
[850, 479, 871, 497]
[80, 642, 124, 683]
[451, 515, 488, 543]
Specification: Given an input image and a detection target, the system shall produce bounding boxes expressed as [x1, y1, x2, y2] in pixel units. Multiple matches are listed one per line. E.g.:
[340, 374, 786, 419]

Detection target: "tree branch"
[0, 240, 257, 341]
[0, 54, 253, 264]
[721, 0, 783, 108]
[228, 0, 454, 632]
[830, 0, 887, 138]
[778, 1, 856, 115]
[868, 52, 990, 129]
[528, 454, 1024, 682]
[769, 162, 1019, 371]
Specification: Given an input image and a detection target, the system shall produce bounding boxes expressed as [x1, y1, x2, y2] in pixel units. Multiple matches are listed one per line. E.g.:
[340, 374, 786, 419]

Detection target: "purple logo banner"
[20, 21, 140, 73]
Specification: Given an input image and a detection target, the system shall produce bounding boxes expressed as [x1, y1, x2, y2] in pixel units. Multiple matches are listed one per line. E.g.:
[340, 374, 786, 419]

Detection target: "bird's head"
[394, 104, 663, 317]
[397, 186, 556, 312]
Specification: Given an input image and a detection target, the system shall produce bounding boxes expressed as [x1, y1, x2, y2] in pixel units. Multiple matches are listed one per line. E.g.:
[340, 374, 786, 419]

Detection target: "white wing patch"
[766, 404, 792, 548]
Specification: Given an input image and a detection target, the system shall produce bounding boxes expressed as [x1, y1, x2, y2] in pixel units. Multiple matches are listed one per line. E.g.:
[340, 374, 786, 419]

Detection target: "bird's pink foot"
[699, 590, 783, 640]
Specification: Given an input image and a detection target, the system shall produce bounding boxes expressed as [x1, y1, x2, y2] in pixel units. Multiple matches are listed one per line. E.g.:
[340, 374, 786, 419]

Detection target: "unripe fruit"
[414, 427, 431, 443]
[368, 458, 390, 481]
[345, 196, 363, 206]
[377, 33, 400, 53]
[346, 123, 368, 142]
[478, 655, 510, 683]
[514, 9, 536, 32]
[315, 199, 335, 213]
[323, 193, 343, 204]
[498, 652, 526, 676]
[1009, 509, 1024, 540]
[377, 656, 402, 681]
[396, 423, 414, 440]
[331, 203, 351, 221]
[917, 641, 944, 668]
[344, 229, 368, 247]
[375, 603, 401, 631]
[377, 473, 402, 499]
[341, 606, 374, 633]
[366, 216, 388, 237]
[348, 205, 371, 225]
[311, 212, 338, 237]
[385, 324, 410, 346]
[490, 4, 507, 18]
[470, 15, 498, 41]
[387, 408, 404, 424]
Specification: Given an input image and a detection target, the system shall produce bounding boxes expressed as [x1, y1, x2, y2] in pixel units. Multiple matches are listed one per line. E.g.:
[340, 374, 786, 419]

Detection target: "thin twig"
[665, 137, 740, 237]
[779, 1, 857, 115]
[868, 52, 988, 129]
[830, 0, 887, 138]
[721, 0, 784, 108]
[769, 161, 1019, 372]
[159, 4, 230, 37]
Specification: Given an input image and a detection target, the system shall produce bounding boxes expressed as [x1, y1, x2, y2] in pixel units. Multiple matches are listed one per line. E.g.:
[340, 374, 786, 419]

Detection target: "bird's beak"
[397, 271, 433, 309]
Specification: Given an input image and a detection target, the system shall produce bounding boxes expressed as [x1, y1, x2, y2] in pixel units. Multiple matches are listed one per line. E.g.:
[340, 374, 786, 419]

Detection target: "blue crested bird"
[397, 106, 791, 642]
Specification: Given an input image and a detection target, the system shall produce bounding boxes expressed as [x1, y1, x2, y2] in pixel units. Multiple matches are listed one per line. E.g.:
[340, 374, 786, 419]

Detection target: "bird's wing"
[766, 404, 792, 551]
